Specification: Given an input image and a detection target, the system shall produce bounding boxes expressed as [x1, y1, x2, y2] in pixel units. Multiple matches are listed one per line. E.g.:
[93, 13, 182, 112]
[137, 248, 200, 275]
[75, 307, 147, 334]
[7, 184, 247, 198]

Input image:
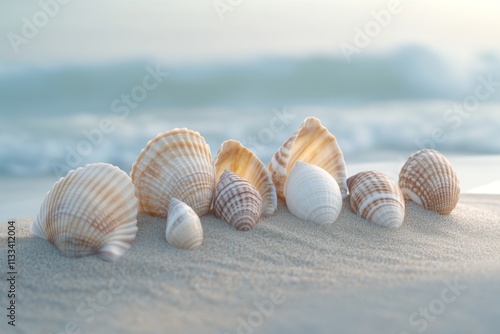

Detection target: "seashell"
[131, 128, 215, 218]
[214, 170, 262, 231]
[166, 198, 203, 250]
[347, 171, 405, 229]
[30, 163, 138, 261]
[399, 149, 460, 214]
[268, 117, 348, 202]
[214, 140, 276, 217]
[284, 161, 342, 226]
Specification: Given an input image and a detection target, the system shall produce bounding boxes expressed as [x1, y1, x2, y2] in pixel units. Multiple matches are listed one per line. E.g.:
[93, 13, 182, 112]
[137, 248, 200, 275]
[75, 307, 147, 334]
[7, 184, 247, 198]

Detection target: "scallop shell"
[30, 163, 138, 261]
[166, 198, 203, 250]
[268, 117, 347, 202]
[284, 161, 342, 225]
[214, 140, 276, 217]
[131, 128, 215, 217]
[347, 171, 405, 228]
[214, 170, 262, 231]
[399, 149, 460, 214]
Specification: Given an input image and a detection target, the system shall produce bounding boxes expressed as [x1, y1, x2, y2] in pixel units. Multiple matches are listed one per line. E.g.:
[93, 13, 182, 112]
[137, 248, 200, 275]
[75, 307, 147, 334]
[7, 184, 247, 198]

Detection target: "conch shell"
[268, 117, 347, 201]
[284, 161, 342, 225]
[347, 171, 405, 228]
[166, 198, 204, 250]
[399, 149, 460, 214]
[214, 170, 263, 231]
[214, 140, 276, 217]
[131, 128, 215, 217]
[30, 163, 138, 261]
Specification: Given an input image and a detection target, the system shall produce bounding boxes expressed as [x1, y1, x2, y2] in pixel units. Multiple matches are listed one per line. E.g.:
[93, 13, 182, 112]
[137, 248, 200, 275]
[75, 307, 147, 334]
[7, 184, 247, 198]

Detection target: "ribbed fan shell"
[268, 117, 347, 201]
[399, 149, 460, 214]
[214, 140, 276, 217]
[131, 128, 215, 217]
[30, 163, 138, 261]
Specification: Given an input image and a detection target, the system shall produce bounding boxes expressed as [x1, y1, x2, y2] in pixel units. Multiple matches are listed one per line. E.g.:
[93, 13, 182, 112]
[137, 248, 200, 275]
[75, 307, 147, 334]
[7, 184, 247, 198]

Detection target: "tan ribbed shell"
[30, 163, 138, 261]
[268, 117, 347, 201]
[347, 171, 405, 229]
[131, 128, 215, 217]
[214, 140, 276, 217]
[399, 149, 460, 214]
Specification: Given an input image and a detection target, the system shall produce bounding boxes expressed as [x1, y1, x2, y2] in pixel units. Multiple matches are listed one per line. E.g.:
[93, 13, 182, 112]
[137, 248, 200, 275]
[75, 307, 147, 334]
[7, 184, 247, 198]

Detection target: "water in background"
[1, 46, 499, 178]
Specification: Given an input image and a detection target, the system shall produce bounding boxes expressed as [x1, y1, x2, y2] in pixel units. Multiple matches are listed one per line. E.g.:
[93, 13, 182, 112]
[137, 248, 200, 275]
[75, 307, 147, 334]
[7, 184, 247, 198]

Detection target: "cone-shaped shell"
[214, 140, 276, 217]
[214, 170, 262, 231]
[285, 161, 342, 225]
[399, 149, 460, 214]
[131, 128, 215, 217]
[166, 198, 203, 250]
[268, 117, 347, 202]
[30, 163, 138, 261]
[347, 171, 405, 229]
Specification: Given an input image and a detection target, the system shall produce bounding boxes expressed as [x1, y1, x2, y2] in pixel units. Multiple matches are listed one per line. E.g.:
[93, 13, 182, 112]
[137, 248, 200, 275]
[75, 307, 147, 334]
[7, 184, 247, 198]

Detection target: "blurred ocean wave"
[1, 46, 499, 177]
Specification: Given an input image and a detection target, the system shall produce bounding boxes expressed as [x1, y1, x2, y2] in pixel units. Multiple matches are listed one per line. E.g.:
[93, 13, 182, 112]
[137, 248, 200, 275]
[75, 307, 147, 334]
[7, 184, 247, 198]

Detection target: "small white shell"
[347, 171, 405, 228]
[284, 161, 342, 225]
[214, 170, 262, 231]
[166, 198, 203, 250]
[214, 140, 277, 217]
[269, 117, 348, 201]
[131, 128, 215, 217]
[399, 149, 460, 214]
[30, 163, 138, 261]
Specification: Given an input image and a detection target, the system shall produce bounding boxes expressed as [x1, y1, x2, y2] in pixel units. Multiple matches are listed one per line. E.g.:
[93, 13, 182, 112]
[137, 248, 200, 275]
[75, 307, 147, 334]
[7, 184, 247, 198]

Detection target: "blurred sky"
[1, 0, 500, 65]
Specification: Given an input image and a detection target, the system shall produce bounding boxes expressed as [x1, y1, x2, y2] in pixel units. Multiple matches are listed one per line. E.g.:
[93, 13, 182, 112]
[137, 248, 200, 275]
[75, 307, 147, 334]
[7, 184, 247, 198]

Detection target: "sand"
[1, 194, 499, 334]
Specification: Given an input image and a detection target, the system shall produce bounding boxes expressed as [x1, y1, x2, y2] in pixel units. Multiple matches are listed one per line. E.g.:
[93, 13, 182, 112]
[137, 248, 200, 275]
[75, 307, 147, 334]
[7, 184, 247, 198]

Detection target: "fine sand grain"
[1, 194, 499, 334]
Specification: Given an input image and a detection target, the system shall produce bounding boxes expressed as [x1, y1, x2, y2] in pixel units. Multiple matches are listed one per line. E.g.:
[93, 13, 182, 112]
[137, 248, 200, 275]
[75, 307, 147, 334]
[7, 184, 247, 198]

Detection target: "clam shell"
[30, 163, 138, 261]
[131, 128, 215, 217]
[347, 171, 405, 228]
[268, 117, 347, 202]
[284, 161, 342, 225]
[214, 140, 276, 217]
[214, 170, 262, 231]
[399, 149, 460, 214]
[166, 198, 203, 250]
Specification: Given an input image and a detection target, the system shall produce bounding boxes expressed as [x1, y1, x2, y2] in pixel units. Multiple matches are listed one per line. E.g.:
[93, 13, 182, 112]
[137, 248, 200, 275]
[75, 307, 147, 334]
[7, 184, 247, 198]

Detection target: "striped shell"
[214, 170, 262, 231]
[268, 117, 347, 201]
[285, 161, 342, 225]
[166, 198, 203, 250]
[214, 140, 276, 217]
[131, 128, 215, 217]
[30, 163, 138, 261]
[399, 149, 460, 214]
[347, 171, 405, 229]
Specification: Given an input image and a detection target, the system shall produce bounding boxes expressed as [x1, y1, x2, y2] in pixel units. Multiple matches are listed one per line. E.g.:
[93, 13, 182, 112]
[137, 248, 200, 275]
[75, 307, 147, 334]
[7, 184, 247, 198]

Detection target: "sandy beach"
[1, 194, 499, 334]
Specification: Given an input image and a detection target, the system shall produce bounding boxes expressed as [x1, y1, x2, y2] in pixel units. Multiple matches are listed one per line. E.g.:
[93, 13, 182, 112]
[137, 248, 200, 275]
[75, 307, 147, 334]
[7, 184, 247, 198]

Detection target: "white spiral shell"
[347, 171, 405, 229]
[166, 198, 204, 250]
[131, 128, 215, 217]
[284, 161, 342, 225]
[30, 163, 138, 261]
